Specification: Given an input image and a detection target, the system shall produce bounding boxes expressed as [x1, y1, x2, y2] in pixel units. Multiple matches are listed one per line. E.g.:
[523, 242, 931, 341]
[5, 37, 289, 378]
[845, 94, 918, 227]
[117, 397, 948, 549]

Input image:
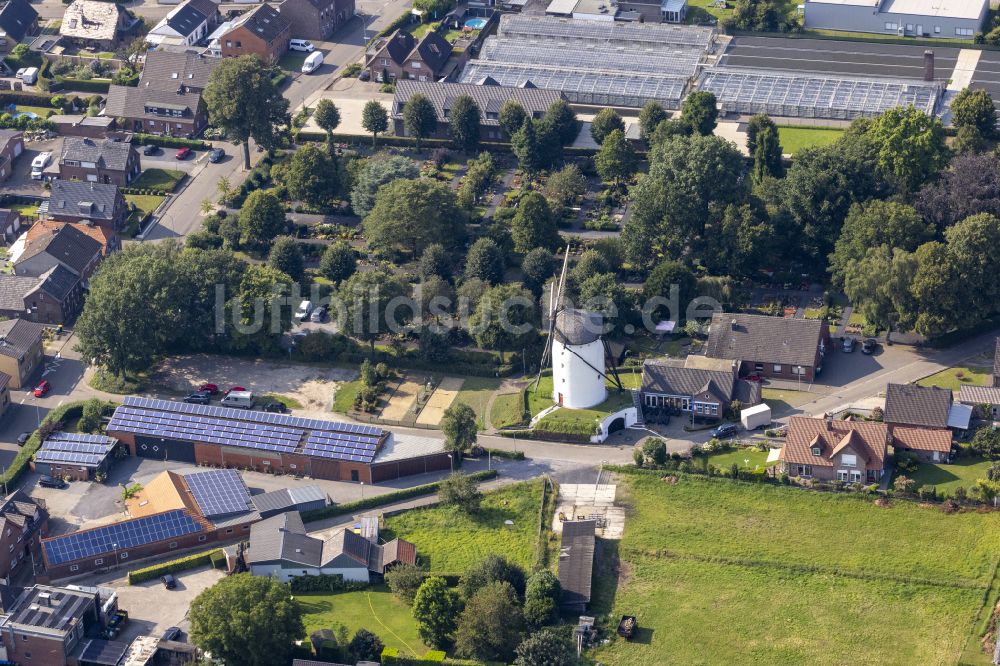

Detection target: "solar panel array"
[106, 396, 387, 464]
[35, 431, 118, 467]
[477, 37, 702, 78]
[43, 510, 202, 566]
[184, 470, 253, 518]
[461, 62, 689, 107]
[697, 68, 941, 119]
[498, 14, 715, 49]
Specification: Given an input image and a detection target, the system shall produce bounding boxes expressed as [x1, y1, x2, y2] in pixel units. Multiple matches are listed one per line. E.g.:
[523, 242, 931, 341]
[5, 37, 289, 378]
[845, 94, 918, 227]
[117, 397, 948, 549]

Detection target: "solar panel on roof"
[42, 510, 202, 566]
[184, 470, 253, 518]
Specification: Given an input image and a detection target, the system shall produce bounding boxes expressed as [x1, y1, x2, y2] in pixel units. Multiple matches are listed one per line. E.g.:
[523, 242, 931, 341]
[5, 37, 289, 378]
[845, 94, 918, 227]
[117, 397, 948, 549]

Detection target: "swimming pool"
[465, 17, 488, 29]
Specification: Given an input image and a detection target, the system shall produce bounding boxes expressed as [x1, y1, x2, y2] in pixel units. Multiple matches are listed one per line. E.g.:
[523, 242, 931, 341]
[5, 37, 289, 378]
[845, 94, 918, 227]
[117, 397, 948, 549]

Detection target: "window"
[934, 25, 941, 33]
[289, 464, 297, 470]
[754, 363, 764, 371]
[70, 564, 79, 571]
[64, 160, 79, 166]
[850, 470, 862, 482]
[906, 23, 913, 31]
[837, 470, 848, 481]
[225, 40, 232, 47]
[262, 460, 270, 466]
[884, 22, 898, 30]
[198, 535, 207, 542]
[242, 524, 250, 530]
[95, 558, 103, 565]
[797, 465, 812, 476]
[226, 528, 233, 534]
[842, 454, 857, 467]
[773, 364, 782, 373]
[811, 446, 820, 456]
[120, 552, 128, 560]
[411, 61, 421, 68]
[236, 41, 242, 47]
[957, 27, 974, 36]
[86, 174, 97, 182]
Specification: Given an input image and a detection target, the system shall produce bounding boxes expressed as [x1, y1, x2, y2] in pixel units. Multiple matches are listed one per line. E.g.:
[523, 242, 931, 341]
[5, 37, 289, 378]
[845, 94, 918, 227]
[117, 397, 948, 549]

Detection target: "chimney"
[824, 412, 833, 430]
[923, 50, 934, 82]
[730, 318, 737, 331]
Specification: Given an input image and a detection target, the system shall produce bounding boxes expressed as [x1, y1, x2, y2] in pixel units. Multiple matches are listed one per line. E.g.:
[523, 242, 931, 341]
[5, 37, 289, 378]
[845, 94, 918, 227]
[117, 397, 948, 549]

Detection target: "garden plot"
[415, 377, 464, 426]
[552, 483, 624, 539]
[380, 375, 422, 422]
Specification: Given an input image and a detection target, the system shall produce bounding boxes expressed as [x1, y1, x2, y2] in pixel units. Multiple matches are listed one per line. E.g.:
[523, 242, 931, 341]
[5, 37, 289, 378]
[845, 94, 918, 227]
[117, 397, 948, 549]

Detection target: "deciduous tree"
[468, 283, 536, 362]
[951, 87, 996, 138]
[639, 100, 668, 140]
[338, 269, 408, 355]
[866, 106, 948, 194]
[543, 98, 580, 146]
[403, 92, 437, 151]
[680, 90, 717, 136]
[238, 190, 286, 248]
[590, 108, 624, 144]
[512, 192, 560, 253]
[313, 98, 341, 151]
[521, 247, 557, 296]
[363, 178, 465, 256]
[512, 119, 543, 177]
[267, 236, 304, 283]
[460, 553, 527, 599]
[361, 100, 388, 146]
[350, 154, 419, 217]
[464, 237, 505, 285]
[277, 144, 339, 207]
[319, 241, 357, 284]
[449, 95, 481, 152]
[413, 576, 461, 648]
[455, 581, 525, 663]
[594, 128, 637, 186]
[499, 99, 527, 138]
[514, 629, 578, 666]
[419, 243, 452, 281]
[441, 403, 477, 464]
[829, 200, 932, 287]
[439, 471, 482, 511]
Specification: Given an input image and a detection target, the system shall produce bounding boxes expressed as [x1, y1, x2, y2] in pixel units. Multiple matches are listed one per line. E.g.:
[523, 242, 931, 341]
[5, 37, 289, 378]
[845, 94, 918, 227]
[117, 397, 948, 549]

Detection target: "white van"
[30, 152, 51, 180]
[295, 300, 313, 321]
[301, 50, 324, 74]
[20, 67, 38, 85]
[289, 39, 315, 52]
[221, 390, 254, 409]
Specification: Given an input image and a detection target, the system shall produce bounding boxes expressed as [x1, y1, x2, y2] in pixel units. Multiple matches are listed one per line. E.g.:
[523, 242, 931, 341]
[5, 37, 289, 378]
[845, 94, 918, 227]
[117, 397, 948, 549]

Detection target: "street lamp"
[447, 454, 453, 473]
[360, 481, 364, 500]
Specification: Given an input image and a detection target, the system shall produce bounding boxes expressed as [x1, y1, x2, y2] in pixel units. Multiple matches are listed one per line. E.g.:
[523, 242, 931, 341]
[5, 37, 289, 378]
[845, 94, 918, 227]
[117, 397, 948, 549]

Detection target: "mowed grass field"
[381, 480, 543, 573]
[593, 473, 1000, 665]
[297, 585, 425, 655]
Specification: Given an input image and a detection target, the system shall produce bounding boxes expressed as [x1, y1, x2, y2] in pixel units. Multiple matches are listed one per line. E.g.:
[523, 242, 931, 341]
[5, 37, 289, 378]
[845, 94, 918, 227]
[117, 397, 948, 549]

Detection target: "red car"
[198, 383, 219, 395]
[175, 147, 192, 160]
[224, 386, 247, 395]
[745, 374, 763, 383]
[33, 380, 50, 397]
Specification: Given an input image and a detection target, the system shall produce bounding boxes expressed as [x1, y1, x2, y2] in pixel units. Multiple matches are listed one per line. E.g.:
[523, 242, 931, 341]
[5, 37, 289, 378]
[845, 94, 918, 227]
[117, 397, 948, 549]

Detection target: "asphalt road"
[143, 0, 411, 240]
[723, 36, 961, 82]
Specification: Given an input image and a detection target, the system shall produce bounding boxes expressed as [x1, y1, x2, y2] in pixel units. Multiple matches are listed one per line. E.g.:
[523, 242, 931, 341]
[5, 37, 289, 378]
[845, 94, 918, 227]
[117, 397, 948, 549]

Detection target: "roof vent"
[295, 548, 302, 553]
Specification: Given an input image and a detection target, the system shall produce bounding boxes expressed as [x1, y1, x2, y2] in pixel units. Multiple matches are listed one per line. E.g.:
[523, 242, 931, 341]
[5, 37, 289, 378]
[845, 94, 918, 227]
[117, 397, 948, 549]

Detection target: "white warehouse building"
[803, 0, 988, 38]
[552, 309, 608, 410]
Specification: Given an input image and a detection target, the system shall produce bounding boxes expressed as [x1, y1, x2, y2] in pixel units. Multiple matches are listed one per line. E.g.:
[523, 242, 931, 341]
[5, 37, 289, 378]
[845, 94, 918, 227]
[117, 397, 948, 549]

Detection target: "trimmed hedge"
[300, 470, 498, 524]
[53, 77, 111, 93]
[381, 648, 479, 666]
[130, 133, 210, 150]
[289, 573, 368, 593]
[0, 91, 59, 107]
[127, 548, 222, 584]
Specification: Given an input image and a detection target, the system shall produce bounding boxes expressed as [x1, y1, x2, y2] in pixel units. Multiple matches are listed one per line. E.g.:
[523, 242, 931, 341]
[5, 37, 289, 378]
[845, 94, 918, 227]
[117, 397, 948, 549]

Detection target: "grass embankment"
[593, 473, 1000, 665]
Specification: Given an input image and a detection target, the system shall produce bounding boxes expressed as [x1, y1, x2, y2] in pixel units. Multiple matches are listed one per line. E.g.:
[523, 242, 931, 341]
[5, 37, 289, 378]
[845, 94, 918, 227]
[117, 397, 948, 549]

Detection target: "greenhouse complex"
[456, 14, 944, 120]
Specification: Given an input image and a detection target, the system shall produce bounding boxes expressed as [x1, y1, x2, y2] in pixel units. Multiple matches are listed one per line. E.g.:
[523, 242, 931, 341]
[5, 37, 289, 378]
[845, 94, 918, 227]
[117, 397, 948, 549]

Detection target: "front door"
[351, 469, 359, 482]
[916, 24, 923, 35]
[558, 393, 563, 405]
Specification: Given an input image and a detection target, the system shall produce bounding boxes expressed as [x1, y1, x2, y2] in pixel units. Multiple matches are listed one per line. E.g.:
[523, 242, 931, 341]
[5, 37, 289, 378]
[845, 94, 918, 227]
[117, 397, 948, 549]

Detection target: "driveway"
[1, 136, 62, 195]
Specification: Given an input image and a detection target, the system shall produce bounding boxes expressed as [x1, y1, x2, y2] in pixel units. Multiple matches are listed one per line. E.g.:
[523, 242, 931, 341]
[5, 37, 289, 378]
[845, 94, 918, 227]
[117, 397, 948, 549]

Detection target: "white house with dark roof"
[146, 0, 218, 47]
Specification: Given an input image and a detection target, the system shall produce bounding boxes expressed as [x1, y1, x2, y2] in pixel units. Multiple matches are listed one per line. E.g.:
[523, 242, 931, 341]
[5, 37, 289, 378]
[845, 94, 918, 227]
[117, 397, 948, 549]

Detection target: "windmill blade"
[533, 244, 572, 392]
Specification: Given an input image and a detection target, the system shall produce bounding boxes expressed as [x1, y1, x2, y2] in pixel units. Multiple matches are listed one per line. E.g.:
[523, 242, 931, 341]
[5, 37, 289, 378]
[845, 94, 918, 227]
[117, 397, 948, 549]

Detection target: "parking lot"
[968, 49, 1000, 111]
[723, 36, 961, 82]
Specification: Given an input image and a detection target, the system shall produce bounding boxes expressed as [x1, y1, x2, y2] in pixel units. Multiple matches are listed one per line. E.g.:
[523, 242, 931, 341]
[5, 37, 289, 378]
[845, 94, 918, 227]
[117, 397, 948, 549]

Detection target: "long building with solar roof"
[105, 397, 450, 484]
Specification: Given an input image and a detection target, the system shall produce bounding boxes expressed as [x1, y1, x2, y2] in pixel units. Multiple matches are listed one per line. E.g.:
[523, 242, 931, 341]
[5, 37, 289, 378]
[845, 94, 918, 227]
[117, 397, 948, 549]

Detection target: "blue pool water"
[12, 112, 38, 120]
[465, 17, 488, 29]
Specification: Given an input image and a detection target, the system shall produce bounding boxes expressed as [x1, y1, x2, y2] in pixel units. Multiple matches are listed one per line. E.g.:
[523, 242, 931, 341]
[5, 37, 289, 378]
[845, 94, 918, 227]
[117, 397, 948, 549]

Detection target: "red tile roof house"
[705, 312, 829, 382]
[780, 415, 889, 484]
[883, 383, 954, 462]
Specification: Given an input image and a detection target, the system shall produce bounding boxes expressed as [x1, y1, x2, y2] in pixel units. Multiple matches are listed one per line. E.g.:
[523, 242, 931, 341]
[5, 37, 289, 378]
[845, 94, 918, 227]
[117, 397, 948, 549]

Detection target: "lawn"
[776, 126, 845, 155]
[528, 375, 634, 417]
[132, 168, 185, 192]
[258, 393, 303, 410]
[917, 365, 992, 390]
[453, 376, 501, 429]
[488, 391, 525, 429]
[278, 52, 308, 72]
[906, 456, 994, 497]
[14, 105, 55, 118]
[760, 387, 813, 414]
[684, 0, 733, 23]
[381, 480, 543, 573]
[125, 193, 166, 215]
[297, 585, 425, 655]
[9, 201, 40, 218]
[701, 446, 773, 471]
[593, 473, 1000, 665]
[332, 378, 363, 414]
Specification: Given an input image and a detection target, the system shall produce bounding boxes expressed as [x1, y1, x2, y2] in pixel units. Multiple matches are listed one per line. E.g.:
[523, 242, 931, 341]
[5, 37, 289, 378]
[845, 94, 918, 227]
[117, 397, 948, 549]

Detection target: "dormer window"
[811, 446, 820, 456]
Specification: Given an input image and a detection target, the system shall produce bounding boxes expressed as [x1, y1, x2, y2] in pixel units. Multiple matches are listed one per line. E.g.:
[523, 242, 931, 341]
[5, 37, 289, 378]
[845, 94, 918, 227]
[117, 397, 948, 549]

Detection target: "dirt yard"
[415, 377, 464, 426]
[380, 375, 421, 421]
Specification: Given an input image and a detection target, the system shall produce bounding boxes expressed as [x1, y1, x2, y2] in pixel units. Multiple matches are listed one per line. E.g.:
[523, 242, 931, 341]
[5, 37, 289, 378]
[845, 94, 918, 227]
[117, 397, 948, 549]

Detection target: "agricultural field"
[381, 480, 543, 573]
[594, 473, 1000, 665]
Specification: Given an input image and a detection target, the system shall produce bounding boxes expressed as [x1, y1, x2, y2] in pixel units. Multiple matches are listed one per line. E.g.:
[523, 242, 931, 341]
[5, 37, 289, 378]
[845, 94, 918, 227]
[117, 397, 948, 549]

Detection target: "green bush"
[0, 91, 58, 107]
[288, 574, 368, 593]
[300, 470, 498, 523]
[129, 133, 210, 150]
[127, 548, 222, 584]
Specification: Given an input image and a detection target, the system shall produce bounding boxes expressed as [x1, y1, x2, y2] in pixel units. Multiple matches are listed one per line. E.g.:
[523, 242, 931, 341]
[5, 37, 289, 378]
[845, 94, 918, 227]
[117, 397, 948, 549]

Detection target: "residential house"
[146, 0, 219, 48]
[392, 80, 564, 141]
[0, 0, 38, 52]
[0, 490, 48, 582]
[48, 114, 117, 139]
[104, 50, 220, 137]
[705, 312, 829, 381]
[0, 265, 85, 325]
[779, 415, 889, 483]
[365, 29, 451, 83]
[58, 137, 140, 186]
[958, 347, 1000, 418]
[44, 179, 128, 234]
[14, 220, 106, 280]
[218, 4, 292, 62]
[59, 0, 130, 49]
[0, 209, 22, 243]
[0, 584, 126, 666]
[640, 356, 760, 422]
[0, 318, 44, 389]
[279, 0, 354, 41]
[246, 511, 416, 583]
[883, 382, 955, 462]
[0, 129, 24, 183]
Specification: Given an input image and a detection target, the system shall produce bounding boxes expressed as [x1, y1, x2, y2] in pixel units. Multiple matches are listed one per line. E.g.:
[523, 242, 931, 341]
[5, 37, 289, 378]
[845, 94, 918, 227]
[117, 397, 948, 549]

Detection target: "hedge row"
[288, 573, 368, 593]
[0, 91, 58, 107]
[127, 548, 222, 584]
[53, 77, 111, 93]
[3, 400, 94, 488]
[130, 133, 210, 150]
[122, 186, 169, 197]
[300, 469, 498, 524]
[381, 648, 477, 666]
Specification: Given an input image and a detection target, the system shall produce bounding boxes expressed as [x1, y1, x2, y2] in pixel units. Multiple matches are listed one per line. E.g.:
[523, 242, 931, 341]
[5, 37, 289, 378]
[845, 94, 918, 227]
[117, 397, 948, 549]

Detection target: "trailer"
[741, 403, 771, 431]
[617, 615, 637, 640]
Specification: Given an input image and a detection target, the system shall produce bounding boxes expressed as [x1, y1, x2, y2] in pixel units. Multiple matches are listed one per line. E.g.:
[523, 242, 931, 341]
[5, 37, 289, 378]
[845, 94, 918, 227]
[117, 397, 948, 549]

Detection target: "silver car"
[309, 306, 327, 323]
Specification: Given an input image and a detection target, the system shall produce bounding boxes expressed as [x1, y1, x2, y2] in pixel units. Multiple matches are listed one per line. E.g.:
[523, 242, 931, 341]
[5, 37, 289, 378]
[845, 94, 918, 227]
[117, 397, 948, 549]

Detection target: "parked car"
[38, 475, 66, 489]
[33, 380, 50, 397]
[198, 383, 219, 395]
[359, 69, 371, 81]
[183, 391, 211, 405]
[744, 374, 762, 382]
[862, 338, 877, 355]
[295, 300, 313, 321]
[30, 152, 51, 180]
[16, 432, 31, 446]
[161, 574, 177, 590]
[161, 627, 182, 641]
[310, 306, 327, 323]
[842, 337, 855, 353]
[264, 402, 289, 413]
[711, 423, 739, 439]
[175, 147, 192, 160]
[224, 386, 247, 395]
[143, 144, 160, 156]
[289, 39, 315, 52]
[208, 148, 225, 163]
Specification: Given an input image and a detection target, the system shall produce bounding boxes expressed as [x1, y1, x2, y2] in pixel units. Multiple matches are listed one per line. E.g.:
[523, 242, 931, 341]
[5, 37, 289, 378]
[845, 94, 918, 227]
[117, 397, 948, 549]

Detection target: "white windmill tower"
[534, 246, 623, 409]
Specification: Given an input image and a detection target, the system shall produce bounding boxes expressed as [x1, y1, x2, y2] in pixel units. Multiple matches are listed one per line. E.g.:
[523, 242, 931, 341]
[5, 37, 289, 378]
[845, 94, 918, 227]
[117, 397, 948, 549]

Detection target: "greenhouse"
[697, 68, 941, 119]
[497, 14, 716, 50]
